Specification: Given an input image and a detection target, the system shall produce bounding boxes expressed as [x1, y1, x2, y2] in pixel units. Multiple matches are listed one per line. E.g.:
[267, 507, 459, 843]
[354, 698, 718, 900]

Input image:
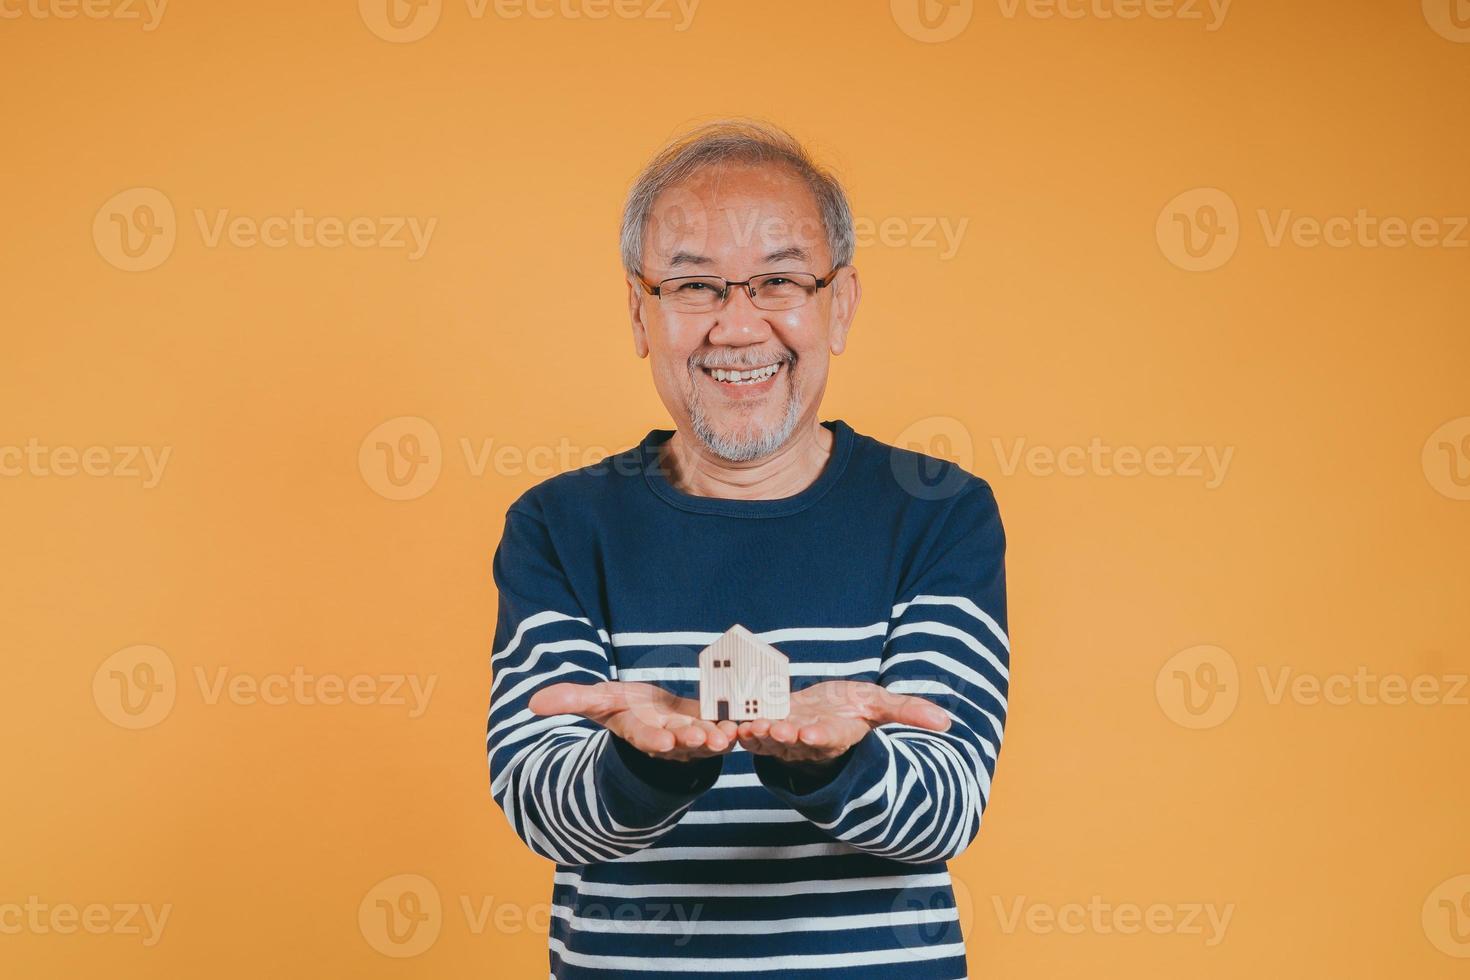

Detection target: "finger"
[650, 712, 706, 749]
[798, 722, 832, 747]
[756, 732, 818, 764]
[675, 723, 707, 748]
[702, 722, 731, 752]
[749, 732, 804, 761]
[633, 726, 677, 754]
[736, 728, 767, 753]
[738, 732, 776, 756]
[769, 719, 804, 744]
[610, 714, 677, 755]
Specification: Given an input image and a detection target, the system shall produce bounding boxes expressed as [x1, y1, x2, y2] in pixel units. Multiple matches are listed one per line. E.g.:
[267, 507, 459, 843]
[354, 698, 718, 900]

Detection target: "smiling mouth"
[700, 361, 785, 386]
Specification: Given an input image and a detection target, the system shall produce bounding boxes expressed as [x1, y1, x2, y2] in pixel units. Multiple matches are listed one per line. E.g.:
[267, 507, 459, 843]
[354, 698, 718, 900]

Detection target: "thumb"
[528, 681, 624, 718]
[868, 690, 951, 732]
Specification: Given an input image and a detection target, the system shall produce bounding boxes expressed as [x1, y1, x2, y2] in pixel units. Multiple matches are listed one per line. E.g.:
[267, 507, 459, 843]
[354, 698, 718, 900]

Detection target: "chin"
[690, 400, 803, 463]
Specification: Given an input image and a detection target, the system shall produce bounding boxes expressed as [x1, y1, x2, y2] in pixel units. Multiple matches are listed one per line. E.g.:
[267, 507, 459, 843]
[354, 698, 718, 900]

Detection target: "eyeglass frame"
[635, 264, 847, 311]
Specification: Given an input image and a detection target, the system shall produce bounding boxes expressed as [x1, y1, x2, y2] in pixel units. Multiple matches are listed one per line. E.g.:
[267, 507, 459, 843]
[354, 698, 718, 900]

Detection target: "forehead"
[643, 164, 827, 270]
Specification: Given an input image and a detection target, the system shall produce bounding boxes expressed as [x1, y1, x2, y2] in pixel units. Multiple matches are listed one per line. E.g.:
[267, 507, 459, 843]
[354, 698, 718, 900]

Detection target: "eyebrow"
[665, 245, 813, 270]
[761, 246, 811, 265]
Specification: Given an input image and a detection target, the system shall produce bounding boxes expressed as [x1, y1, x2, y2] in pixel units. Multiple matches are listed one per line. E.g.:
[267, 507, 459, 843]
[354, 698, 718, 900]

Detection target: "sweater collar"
[639, 419, 854, 518]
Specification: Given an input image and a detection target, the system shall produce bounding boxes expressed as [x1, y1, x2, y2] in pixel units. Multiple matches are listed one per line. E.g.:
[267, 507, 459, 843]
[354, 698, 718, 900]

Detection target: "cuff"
[752, 728, 890, 820]
[595, 731, 724, 826]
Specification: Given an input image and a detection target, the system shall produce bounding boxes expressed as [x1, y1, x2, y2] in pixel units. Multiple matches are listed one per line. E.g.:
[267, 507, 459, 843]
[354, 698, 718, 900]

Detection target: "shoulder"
[838, 422, 1005, 578]
[503, 435, 648, 526]
[842, 420, 998, 515]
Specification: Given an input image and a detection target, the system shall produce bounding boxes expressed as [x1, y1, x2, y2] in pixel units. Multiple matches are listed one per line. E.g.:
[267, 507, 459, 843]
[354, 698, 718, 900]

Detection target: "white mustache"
[695, 357, 791, 370]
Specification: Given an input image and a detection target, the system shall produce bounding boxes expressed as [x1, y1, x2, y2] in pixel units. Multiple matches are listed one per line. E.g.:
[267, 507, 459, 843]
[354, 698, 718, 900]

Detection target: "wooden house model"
[698, 624, 790, 722]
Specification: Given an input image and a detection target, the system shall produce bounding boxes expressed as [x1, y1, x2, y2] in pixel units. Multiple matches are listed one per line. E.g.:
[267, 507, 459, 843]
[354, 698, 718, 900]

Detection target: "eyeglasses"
[636, 266, 845, 313]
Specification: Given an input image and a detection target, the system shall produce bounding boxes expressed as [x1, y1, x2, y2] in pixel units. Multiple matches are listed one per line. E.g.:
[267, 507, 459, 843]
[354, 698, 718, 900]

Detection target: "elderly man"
[486, 120, 1010, 978]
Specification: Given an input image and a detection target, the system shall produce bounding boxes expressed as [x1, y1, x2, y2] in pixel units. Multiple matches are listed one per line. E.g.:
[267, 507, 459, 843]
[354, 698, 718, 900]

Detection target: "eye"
[757, 275, 808, 294]
[673, 280, 716, 293]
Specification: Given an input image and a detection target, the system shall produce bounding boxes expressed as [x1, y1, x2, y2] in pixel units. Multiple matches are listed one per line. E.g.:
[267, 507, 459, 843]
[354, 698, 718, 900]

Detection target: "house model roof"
[698, 624, 789, 665]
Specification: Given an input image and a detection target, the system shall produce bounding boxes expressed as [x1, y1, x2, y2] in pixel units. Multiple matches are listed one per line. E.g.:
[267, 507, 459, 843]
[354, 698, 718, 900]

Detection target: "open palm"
[528, 680, 739, 762]
[735, 680, 951, 769]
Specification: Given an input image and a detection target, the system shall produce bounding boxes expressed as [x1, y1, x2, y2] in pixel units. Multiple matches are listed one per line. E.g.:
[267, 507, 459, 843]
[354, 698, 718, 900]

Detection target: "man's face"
[627, 164, 860, 463]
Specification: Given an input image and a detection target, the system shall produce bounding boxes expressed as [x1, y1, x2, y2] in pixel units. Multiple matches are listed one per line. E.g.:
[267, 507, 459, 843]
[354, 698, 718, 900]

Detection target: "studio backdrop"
[2, 1, 1467, 977]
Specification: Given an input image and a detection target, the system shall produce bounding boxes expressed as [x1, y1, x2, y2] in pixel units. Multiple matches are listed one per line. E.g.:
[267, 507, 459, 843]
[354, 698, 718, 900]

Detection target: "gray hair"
[619, 119, 855, 278]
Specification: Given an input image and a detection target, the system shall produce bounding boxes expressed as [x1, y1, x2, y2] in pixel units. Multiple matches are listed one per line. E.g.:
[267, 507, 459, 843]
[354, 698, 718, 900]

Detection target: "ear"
[826, 266, 862, 357]
[627, 276, 650, 358]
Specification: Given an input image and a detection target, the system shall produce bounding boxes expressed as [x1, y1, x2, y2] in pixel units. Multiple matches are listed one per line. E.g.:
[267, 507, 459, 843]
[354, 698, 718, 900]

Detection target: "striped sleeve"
[754, 481, 1009, 864]
[487, 504, 722, 866]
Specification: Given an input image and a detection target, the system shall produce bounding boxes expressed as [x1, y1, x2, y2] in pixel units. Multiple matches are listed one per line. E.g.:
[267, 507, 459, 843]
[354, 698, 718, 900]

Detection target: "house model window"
[697, 623, 791, 722]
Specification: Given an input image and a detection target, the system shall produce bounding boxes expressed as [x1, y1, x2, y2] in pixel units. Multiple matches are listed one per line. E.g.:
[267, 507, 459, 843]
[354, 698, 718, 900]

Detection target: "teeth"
[710, 363, 780, 384]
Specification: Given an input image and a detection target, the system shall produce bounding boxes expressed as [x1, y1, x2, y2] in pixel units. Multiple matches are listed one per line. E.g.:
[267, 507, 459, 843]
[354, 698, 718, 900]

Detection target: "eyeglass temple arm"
[815, 264, 846, 288]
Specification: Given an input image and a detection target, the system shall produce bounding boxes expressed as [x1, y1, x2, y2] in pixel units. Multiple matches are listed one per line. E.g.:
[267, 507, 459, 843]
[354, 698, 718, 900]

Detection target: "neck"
[662, 418, 834, 500]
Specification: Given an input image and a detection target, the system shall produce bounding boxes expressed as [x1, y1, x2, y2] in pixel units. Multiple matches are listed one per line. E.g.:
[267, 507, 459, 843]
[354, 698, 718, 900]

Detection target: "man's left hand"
[735, 680, 950, 772]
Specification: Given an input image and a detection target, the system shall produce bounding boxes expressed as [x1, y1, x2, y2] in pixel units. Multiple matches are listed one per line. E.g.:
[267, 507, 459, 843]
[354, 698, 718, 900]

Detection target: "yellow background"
[3, 0, 1468, 976]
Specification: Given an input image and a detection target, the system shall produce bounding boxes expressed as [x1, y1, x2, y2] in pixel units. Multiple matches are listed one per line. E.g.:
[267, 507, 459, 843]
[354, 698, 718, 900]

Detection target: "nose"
[706, 284, 775, 347]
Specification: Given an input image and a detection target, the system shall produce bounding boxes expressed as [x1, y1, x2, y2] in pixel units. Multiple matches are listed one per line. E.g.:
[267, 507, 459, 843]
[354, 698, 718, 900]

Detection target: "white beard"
[686, 362, 803, 463]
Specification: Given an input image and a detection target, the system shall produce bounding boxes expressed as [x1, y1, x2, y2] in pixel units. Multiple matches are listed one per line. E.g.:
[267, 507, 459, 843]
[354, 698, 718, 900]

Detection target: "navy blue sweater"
[487, 418, 1010, 978]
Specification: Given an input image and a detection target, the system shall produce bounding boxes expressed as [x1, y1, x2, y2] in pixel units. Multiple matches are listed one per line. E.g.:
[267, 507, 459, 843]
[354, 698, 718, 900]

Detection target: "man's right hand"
[528, 681, 739, 762]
